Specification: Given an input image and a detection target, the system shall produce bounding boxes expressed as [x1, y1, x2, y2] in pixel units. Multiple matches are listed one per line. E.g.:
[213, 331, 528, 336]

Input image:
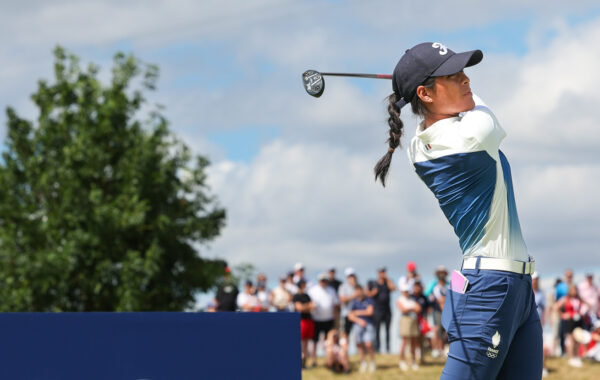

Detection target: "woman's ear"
[416, 85, 433, 103]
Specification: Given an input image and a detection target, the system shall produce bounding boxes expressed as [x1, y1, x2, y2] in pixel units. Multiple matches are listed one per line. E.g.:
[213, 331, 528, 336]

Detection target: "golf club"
[302, 69, 392, 98]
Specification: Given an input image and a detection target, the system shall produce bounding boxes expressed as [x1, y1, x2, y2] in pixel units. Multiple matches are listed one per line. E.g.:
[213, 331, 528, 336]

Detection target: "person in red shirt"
[554, 284, 589, 368]
[293, 280, 315, 368]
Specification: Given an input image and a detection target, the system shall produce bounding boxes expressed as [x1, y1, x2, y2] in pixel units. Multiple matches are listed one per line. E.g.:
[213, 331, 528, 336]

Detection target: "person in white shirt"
[255, 274, 270, 312]
[284, 271, 299, 295]
[236, 281, 258, 312]
[271, 276, 292, 312]
[578, 273, 598, 323]
[338, 268, 358, 335]
[293, 262, 307, 286]
[398, 261, 420, 294]
[397, 282, 421, 371]
[308, 273, 340, 367]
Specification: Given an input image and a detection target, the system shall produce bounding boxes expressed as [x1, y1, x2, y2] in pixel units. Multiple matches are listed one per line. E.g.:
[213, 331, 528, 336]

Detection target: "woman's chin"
[462, 98, 476, 112]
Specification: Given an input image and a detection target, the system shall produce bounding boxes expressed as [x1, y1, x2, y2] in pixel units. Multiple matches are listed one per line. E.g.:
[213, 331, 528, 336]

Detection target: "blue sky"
[1, 0, 599, 289]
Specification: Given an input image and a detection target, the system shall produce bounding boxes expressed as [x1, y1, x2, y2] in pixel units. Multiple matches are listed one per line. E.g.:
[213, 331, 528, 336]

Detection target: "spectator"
[271, 276, 292, 312]
[532, 272, 548, 377]
[397, 282, 421, 371]
[255, 273, 270, 312]
[205, 299, 217, 312]
[308, 273, 340, 367]
[293, 279, 315, 368]
[556, 269, 574, 301]
[578, 273, 598, 324]
[293, 262, 307, 286]
[556, 269, 575, 355]
[554, 284, 587, 368]
[398, 261, 421, 294]
[367, 267, 396, 353]
[338, 268, 358, 336]
[583, 320, 600, 362]
[214, 266, 239, 312]
[237, 281, 259, 312]
[325, 329, 350, 374]
[430, 266, 448, 358]
[552, 277, 564, 356]
[327, 267, 342, 292]
[285, 271, 299, 295]
[411, 281, 431, 365]
[349, 284, 377, 373]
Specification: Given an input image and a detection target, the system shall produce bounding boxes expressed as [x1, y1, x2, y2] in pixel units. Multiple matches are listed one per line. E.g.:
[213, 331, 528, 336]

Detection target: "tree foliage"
[0, 47, 226, 311]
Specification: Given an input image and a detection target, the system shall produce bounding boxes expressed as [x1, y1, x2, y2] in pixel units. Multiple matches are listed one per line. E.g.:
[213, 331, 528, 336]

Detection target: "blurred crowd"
[207, 263, 600, 375]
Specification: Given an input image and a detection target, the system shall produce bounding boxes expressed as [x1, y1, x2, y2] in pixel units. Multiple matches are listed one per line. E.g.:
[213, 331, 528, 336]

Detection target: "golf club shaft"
[320, 72, 392, 80]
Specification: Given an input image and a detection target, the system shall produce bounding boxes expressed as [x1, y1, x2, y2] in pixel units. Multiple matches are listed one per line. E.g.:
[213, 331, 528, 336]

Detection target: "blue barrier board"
[0, 312, 301, 380]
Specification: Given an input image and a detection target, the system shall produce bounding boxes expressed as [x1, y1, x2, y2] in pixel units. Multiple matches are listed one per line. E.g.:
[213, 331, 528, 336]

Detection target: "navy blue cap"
[392, 42, 483, 109]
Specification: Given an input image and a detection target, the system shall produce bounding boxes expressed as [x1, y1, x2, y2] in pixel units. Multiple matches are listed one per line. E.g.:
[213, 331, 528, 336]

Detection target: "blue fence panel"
[0, 312, 300, 380]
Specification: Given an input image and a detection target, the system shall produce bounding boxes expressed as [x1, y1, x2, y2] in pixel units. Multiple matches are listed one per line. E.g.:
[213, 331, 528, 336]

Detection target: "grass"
[302, 354, 600, 380]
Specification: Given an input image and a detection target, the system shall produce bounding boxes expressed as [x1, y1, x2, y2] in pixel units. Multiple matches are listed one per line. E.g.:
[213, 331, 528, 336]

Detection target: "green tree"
[0, 47, 226, 311]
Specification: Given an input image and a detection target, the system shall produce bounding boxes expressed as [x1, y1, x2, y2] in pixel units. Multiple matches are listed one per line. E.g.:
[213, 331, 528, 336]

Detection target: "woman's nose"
[461, 72, 470, 84]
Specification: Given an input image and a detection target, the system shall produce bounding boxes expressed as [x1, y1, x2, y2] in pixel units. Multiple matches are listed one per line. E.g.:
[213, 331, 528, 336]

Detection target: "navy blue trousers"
[440, 269, 543, 380]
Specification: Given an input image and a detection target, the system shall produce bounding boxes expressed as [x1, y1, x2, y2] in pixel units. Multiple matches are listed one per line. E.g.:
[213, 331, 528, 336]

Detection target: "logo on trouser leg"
[487, 331, 501, 358]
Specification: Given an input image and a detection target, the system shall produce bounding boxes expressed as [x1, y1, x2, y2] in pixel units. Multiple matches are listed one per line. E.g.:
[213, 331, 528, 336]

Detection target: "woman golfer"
[375, 42, 542, 379]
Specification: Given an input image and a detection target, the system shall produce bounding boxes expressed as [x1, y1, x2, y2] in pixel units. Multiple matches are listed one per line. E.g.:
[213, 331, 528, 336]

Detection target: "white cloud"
[497, 17, 600, 145]
[206, 139, 461, 280]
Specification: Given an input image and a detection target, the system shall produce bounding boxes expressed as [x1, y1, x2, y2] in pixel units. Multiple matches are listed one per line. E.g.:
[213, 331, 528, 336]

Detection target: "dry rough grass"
[302, 355, 600, 379]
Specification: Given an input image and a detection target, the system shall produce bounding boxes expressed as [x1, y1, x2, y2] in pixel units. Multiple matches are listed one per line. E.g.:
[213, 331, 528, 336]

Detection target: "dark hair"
[374, 77, 436, 186]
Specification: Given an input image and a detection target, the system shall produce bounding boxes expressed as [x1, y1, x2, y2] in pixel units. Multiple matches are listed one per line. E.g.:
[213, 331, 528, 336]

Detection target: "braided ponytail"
[374, 77, 435, 187]
[374, 93, 403, 187]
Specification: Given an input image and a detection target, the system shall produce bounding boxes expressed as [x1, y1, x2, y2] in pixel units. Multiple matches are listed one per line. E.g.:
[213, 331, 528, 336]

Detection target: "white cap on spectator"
[344, 267, 355, 277]
[294, 262, 304, 271]
[532, 272, 539, 279]
[317, 272, 328, 281]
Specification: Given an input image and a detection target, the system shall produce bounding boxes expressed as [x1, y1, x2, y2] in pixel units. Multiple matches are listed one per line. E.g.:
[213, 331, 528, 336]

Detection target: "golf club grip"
[320, 72, 392, 80]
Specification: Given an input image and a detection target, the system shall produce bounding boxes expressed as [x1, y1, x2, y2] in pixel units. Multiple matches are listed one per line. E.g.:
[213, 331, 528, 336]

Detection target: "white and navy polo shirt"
[407, 95, 528, 261]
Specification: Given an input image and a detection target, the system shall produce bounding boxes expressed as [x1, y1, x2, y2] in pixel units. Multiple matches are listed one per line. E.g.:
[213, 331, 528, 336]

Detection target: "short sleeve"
[459, 94, 507, 152]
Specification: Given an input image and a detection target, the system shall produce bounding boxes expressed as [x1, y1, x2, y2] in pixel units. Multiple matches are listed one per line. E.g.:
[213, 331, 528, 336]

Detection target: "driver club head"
[302, 70, 325, 97]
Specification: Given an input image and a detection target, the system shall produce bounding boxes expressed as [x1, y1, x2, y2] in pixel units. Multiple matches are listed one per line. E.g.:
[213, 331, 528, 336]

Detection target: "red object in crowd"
[407, 261, 417, 272]
[300, 319, 315, 340]
[418, 315, 431, 335]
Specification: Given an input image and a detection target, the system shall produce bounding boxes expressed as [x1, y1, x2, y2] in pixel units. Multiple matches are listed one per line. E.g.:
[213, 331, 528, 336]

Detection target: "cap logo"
[432, 42, 448, 55]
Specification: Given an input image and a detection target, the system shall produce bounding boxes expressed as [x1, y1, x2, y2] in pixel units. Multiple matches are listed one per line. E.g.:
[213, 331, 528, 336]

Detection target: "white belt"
[462, 256, 535, 275]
